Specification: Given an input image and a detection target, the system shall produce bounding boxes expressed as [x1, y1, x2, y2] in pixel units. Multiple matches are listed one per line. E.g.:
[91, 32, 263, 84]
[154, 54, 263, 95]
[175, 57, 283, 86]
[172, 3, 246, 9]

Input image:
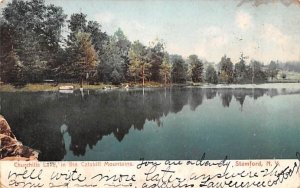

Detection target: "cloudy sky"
[2, 0, 300, 64]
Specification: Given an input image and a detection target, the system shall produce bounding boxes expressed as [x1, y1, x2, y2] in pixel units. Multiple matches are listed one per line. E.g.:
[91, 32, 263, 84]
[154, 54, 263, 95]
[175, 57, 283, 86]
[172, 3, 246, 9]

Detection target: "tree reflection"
[233, 89, 246, 110]
[170, 88, 189, 113]
[0, 87, 297, 160]
[189, 88, 204, 111]
[221, 89, 233, 107]
[205, 88, 217, 99]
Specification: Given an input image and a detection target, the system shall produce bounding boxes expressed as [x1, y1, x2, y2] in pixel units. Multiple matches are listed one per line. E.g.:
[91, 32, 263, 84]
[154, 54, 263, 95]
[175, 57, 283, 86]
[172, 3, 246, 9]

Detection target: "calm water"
[0, 86, 299, 161]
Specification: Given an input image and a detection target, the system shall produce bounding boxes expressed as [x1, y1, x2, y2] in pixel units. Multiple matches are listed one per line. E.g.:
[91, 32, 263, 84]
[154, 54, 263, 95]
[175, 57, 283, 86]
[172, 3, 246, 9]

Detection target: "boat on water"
[59, 85, 74, 94]
[59, 85, 74, 90]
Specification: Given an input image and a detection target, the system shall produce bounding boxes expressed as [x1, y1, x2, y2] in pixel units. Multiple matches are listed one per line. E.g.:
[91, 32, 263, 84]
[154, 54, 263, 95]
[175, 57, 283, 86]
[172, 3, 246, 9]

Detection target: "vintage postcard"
[0, 0, 299, 187]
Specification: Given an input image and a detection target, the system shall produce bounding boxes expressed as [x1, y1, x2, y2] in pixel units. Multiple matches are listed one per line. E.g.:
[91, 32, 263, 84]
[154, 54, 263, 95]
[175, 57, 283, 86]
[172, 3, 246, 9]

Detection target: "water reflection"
[0, 87, 299, 161]
[220, 89, 233, 107]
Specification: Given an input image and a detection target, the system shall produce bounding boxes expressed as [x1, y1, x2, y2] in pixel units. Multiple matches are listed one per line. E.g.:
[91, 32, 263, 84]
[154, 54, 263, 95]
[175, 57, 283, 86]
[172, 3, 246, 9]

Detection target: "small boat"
[59, 85, 74, 94]
[59, 85, 74, 90]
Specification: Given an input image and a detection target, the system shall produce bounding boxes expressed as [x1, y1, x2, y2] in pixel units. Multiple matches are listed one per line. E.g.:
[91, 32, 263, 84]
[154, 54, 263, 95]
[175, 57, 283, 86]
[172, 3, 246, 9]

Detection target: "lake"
[0, 85, 299, 161]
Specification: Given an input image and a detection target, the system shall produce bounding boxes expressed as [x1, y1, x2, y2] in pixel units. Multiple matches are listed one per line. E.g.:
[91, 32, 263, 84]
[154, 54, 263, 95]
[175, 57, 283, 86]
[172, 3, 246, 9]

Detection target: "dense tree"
[171, 55, 187, 83]
[111, 28, 131, 81]
[18, 32, 48, 82]
[128, 41, 151, 86]
[234, 53, 247, 83]
[248, 60, 267, 83]
[159, 53, 172, 85]
[268, 61, 279, 80]
[0, 18, 21, 83]
[67, 13, 87, 43]
[219, 55, 234, 84]
[148, 40, 165, 82]
[99, 35, 126, 84]
[64, 32, 98, 83]
[188, 54, 203, 82]
[86, 21, 109, 59]
[1, 0, 66, 83]
[0, 50, 24, 84]
[205, 64, 218, 84]
[65, 12, 111, 83]
[0, 0, 290, 86]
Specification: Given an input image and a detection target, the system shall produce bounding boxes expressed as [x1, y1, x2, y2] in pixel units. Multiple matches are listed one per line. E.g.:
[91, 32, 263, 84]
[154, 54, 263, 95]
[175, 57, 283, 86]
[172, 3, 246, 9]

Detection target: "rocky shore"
[0, 115, 38, 161]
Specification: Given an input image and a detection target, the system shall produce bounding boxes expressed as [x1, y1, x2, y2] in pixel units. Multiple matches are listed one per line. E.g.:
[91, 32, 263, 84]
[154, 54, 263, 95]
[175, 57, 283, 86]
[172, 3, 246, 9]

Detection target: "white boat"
[59, 85, 74, 90]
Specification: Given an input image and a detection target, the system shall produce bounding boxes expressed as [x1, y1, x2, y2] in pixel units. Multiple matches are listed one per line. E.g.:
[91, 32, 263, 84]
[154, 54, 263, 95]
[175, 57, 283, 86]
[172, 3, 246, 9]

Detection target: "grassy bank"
[0, 82, 170, 92]
[0, 83, 106, 92]
[1, 80, 299, 92]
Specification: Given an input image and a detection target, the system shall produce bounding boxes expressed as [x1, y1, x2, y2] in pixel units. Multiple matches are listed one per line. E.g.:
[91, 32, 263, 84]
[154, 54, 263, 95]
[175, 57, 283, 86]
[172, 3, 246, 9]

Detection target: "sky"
[1, 0, 300, 64]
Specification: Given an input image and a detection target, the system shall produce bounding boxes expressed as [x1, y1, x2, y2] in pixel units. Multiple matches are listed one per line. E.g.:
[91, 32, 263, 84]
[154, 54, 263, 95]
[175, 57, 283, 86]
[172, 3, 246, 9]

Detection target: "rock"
[0, 115, 16, 139]
[0, 134, 19, 158]
[0, 115, 39, 161]
[13, 145, 39, 159]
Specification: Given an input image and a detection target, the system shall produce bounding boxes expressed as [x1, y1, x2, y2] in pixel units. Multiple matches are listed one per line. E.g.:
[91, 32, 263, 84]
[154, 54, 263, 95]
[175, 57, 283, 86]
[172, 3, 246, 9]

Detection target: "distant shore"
[1, 82, 300, 92]
[198, 83, 300, 89]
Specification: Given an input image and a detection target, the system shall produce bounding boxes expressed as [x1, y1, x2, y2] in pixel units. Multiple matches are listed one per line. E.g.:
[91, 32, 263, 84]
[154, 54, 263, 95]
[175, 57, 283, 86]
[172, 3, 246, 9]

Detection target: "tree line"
[0, 0, 283, 86]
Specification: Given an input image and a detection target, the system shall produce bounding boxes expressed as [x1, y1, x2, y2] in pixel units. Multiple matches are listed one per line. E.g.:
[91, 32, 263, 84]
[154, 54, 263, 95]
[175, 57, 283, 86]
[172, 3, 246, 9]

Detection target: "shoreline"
[197, 83, 300, 89]
[0, 82, 300, 92]
[0, 82, 169, 92]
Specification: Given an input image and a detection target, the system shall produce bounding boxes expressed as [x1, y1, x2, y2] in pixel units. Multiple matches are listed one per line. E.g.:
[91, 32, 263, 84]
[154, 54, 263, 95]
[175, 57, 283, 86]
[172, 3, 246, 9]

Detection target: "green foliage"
[148, 40, 165, 82]
[110, 68, 122, 85]
[205, 64, 218, 84]
[128, 41, 151, 85]
[64, 12, 109, 83]
[0, 51, 24, 84]
[64, 32, 98, 82]
[1, 0, 66, 83]
[112, 28, 131, 58]
[171, 55, 187, 83]
[247, 60, 267, 83]
[159, 53, 172, 84]
[219, 55, 234, 84]
[0, 1, 287, 86]
[234, 53, 247, 83]
[268, 61, 279, 80]
[0, 19, 18, 83]
[99, 34, 126, 84]
[188, 54, 203, 82]
[86, 21, 108, 58]
[111, 28, 131, 81]
[67, 13, 87, 43]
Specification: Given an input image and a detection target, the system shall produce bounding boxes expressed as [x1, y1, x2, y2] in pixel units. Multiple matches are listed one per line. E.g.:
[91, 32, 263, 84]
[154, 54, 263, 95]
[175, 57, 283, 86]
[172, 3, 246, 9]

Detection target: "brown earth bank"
[0, 115, 39, 161]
